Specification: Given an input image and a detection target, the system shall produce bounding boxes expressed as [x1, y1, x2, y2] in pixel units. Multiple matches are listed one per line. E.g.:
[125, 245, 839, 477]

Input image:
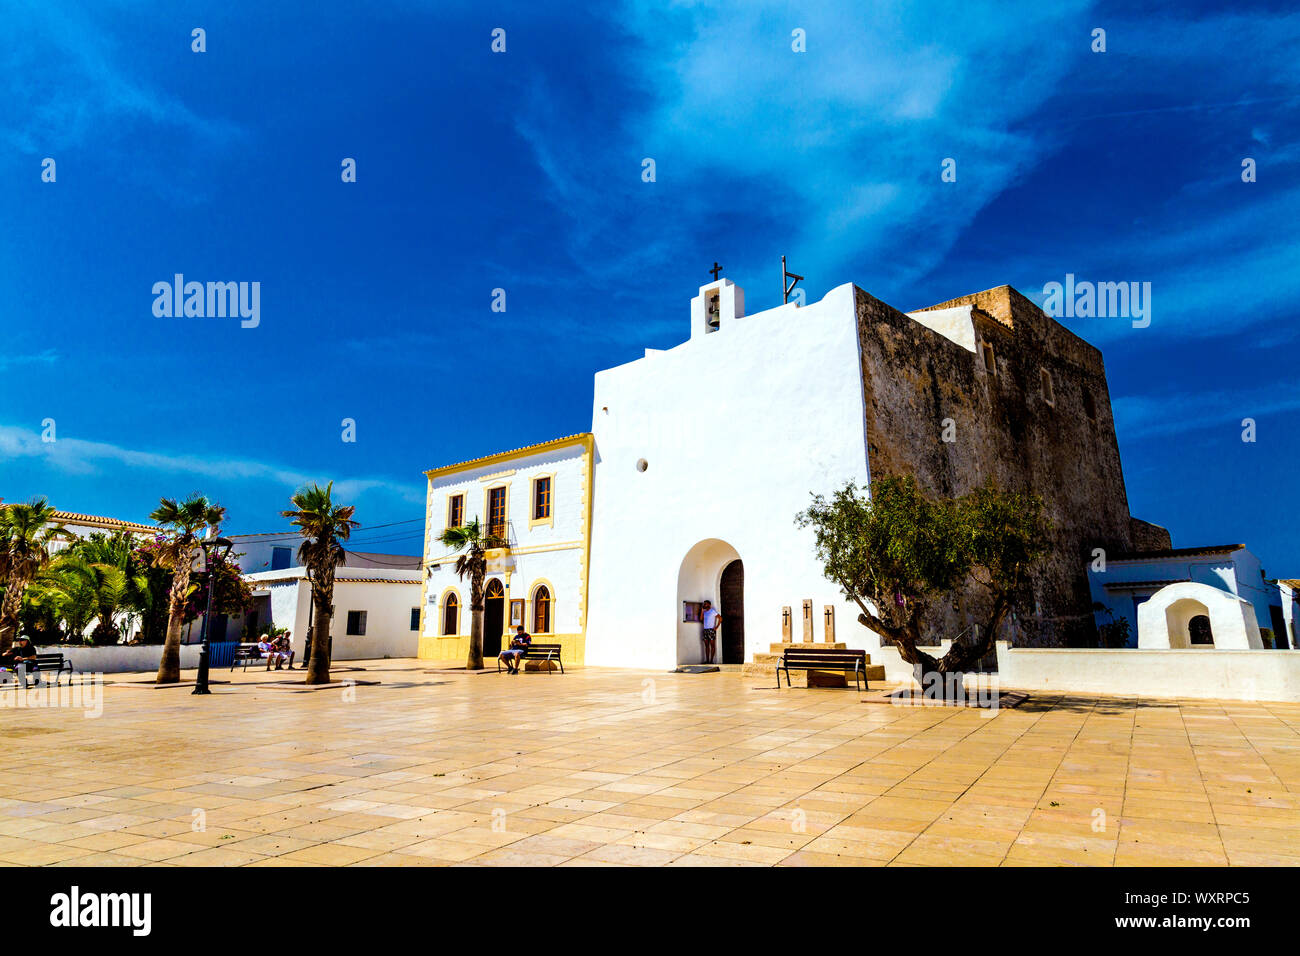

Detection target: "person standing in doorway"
[700, 600, 722, 664]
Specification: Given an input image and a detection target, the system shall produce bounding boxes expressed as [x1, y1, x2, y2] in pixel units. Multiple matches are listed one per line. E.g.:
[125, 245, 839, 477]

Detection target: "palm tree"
[28, 555, 127, 644]
[282, 482, 358, 685]
[151, 495, 227, 684]
[438, 518, 504, 670]
[0, 497, 64, 653]
[74, 530, 146, 643]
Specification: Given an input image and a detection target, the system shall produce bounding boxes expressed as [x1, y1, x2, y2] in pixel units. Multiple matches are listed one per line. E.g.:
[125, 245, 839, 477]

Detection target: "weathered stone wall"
[1129, 516, 1173, 551]
[855, 284, 1134, 647]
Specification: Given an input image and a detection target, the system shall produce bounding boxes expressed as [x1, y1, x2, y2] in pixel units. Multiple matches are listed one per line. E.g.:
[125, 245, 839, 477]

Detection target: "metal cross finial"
[782, 255, 803, 304]
[709, 261, 723, 281]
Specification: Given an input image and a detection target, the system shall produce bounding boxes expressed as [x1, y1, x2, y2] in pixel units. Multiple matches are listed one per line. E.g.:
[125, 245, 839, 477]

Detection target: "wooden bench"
[498, 643, 565, 674]
[777, 647, 870, 692]
[2, 653, 74, 687]
[230, 643, 292, 670]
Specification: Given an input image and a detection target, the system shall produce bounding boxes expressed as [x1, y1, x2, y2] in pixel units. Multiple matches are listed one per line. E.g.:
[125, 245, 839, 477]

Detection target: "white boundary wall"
[34, 644, 202, 673]
[994, 641, 1300, 702]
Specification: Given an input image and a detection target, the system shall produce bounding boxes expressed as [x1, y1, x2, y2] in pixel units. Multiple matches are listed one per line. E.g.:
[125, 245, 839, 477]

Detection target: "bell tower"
[690, 277, 744, 341]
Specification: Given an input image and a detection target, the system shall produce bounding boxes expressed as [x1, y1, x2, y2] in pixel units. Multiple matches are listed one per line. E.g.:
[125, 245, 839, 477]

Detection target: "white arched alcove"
[1137, 581, 1263, 650]
[676, 538, 740, 665]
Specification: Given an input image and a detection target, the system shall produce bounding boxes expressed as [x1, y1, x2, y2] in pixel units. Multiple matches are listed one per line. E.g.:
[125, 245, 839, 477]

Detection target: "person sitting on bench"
[255, 636, 278, 669]
[499, 626, 531, 674]
[0, 646, 22, 683]
[269, 632, 294, 669]
[9, 637, 41, 685]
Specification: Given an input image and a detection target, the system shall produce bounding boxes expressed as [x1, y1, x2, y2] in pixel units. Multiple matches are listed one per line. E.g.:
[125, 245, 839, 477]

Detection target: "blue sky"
[1, 0, 1297, 570]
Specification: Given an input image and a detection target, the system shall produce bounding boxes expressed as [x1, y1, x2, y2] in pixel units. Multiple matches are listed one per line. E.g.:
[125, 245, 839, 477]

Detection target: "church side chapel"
[419, 267, 1278, 678]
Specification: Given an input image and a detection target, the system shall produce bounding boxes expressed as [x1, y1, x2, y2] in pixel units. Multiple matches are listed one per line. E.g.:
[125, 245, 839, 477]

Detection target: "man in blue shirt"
[499, 626, 532, 674]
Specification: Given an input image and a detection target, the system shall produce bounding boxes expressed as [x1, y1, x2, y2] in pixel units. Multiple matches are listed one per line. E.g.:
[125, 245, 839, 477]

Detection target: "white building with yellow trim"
[419, 434, 594, 665]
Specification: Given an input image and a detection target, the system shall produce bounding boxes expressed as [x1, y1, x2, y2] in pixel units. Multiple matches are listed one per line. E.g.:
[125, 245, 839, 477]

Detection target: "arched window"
[442, 593, 460, 636]
[532, 585, 551, 634]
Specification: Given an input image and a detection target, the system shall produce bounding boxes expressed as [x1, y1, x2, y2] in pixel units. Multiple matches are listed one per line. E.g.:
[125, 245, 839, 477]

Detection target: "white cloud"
[0, 425, 423, 505]
[1111, 388, 1300, 440]
[0, 349, 59, 370]
[515, 0, 1094, 296]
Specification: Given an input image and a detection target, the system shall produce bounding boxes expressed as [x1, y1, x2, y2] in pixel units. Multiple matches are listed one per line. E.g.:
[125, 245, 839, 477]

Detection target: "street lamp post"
[192, 535, 233, 696]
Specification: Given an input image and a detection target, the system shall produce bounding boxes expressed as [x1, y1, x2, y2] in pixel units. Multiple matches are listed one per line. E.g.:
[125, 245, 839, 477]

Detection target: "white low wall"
[35, 644, 202, 674]
[994, 641, 1300, 702]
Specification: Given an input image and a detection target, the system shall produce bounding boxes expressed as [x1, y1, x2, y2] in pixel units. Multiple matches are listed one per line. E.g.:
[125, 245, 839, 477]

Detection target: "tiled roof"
[424, 433, 591, 477]
[22, 509, 156, 534]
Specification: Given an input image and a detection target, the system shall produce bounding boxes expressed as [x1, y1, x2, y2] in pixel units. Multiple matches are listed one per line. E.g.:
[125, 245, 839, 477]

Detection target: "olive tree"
[798, 475, 1049, 688]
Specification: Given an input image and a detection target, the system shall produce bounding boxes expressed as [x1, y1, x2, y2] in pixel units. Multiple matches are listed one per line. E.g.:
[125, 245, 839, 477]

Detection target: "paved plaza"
[2, 660, 1299, 867]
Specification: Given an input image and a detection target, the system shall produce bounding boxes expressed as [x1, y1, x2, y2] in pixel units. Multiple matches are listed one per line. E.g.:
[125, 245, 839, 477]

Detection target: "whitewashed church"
[419, 276, 881, 671]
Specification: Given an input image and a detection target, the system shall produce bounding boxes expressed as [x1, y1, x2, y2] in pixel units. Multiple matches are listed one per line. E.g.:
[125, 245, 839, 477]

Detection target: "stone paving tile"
[3, 659, 1299, 867]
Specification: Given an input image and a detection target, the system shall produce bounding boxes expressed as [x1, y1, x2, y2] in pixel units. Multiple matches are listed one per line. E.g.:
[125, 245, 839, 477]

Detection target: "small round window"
[636, 458, 648, 472]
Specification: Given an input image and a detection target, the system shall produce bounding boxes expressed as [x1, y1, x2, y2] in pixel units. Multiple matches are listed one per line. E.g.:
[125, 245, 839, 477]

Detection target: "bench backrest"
[523, 644, 562, 655]
[35, 654, 65, 665]
[783, 649, 866, 665]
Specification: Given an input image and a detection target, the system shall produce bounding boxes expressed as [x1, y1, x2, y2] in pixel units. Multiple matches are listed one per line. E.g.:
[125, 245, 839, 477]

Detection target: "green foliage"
[0, 497, 66, 648]
[282, 481, 359, 683]
[282, 482, 357, 588]
[438, 518, 500, 610]
[797, 475, 1050, 670]
[183, 550, 254, 623]
[1093, 603, 1132, 649]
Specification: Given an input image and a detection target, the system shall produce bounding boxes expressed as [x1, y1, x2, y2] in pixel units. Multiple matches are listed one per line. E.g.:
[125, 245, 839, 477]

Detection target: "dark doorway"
[484, 579, 505, 658]
[1270, 605, 1289, 649]
[720, 559, 745, 664]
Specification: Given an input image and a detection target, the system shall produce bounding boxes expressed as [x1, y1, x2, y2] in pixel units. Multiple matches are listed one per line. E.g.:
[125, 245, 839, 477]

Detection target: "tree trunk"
[936, 596, 1011, 675]
[155, 547, 194, 684]
[466, 551, 485, 670]
[856, 593, 1011, 702]
[467, 606, 484, 670]
[305, 594, 332, 684]
[0, 571, 31, 653]
[156, 608, 185, 683]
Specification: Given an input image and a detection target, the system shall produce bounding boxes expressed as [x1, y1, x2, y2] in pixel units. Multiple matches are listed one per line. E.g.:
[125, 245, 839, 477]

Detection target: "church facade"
[419, 275, 1158, 672]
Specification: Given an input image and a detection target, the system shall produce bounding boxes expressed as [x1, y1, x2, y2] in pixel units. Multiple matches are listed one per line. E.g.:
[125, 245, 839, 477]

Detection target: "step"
[769, 642, 847, 653]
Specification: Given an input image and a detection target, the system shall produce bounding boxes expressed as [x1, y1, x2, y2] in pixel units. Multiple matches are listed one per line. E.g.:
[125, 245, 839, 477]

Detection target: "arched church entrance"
[720, 560, 745, 664]
[676, 539, 743, 666]
[484, 579, 505, 658]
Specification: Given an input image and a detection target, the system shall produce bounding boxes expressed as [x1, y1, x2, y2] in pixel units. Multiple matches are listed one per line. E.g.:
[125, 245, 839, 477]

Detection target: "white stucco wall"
[245, 569, 420, 660]
[328, 579, 421, 659]
[585, 280, 872, 669]
[905, 305, 977, 353]
[33, 644, 201, 673]
[994, 642, 1300, 702]
[1281, 583, 1299, 649]
[1136, 581, 1263, 649]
